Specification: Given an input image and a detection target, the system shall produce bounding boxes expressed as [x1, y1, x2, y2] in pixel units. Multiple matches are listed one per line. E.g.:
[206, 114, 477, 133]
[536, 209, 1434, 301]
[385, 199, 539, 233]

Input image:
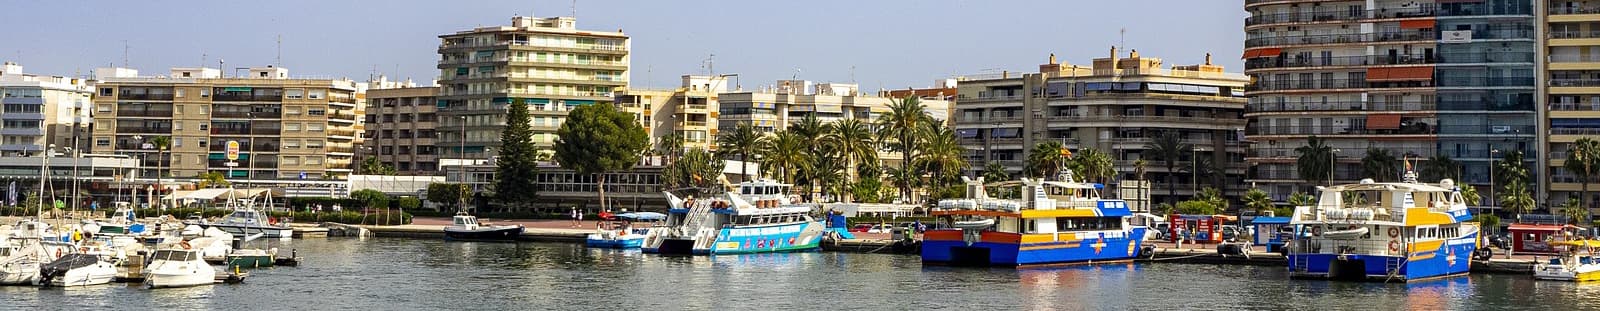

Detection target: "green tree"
[554, 103, 649, 212]
[1195, 187, 1227, 212]
[1025, 141, 1067, 179]
[360, 157, 396, 175]
[1461, 185, 1481, 206]
[655, 133, 685, 163]
[1561, 197, 1590, 225]
[851, 167, 885, 203]
[876, 96, 931, 201]
[1566, 137, 1600, 212]
[1496, 150, 1530, 188]
[716, 122, 763, 180]
[1243, 188, 1274, 216]
[789, 115, 829, 199]
[1294, 136, 1333, 186]
[425, 182, 463, 210]
[662, 147, 726, 189]
[915, 122, 968, 197]
[758, 130, 808, 184]
[149, 136, 172, 178]
[1475, 214, 1501, 235]
[1420, 154, 1461, 182]
[1175, 200, 1220, 215]
[496, 99, 541, 211]
[1360, 148, 1400, 182]
[1144, 131, 1191, 204]
[1288, 192, 1315, 207]
[1072, 148, 1116, 184]
[351, 189, 391, 209]
[196, 172, 230, 188]
[981, 161, 1013, 199]
[830, 118, 878, 201]
[1154, 202, 1175, 215]
[1500, 181, 1536, 220]
[396, 197, 421, 210]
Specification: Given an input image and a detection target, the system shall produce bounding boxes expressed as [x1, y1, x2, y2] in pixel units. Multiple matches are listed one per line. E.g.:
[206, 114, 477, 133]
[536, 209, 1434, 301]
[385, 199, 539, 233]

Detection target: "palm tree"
[1132, 158, 1148, 182]
[655, 133, 685, 163]
[1182, 155, 1222, 189]
[1196, 187, 1226, 212]
[716, 122, 763, 180]
[1360, 148, 1400, 182]
[1288, 192, 1315, 207]
[876, 96, 930, 201]
[1496, 150, 1529, 187]
[789, 115, 831, 199]
[197, 172, 230, 188]
[1073, 148, 1116, 184]
[1461, 185, 1482, 206]
[1500, 181, 1536, 221]
[1420, 154, 1461, 182]
[830, 118, 879, 197]
[1026, 141, 1067, 178]
[757, 130, 808, 184]
[1294, 136, 1332, 187]
[1566, 138, 1600, 212]
[1561, 197, 1590, 225]
[915, 123, 968, 196]
[809, 144, 848, 202]
[1144, 131, 1191, 204]
[1243, 188, 1274, 216]
[981, 162, 1011, 199]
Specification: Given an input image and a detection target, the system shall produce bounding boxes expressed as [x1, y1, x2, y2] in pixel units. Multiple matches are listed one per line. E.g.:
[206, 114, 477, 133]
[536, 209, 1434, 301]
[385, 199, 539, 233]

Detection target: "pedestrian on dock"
[570, 208, 579, 228]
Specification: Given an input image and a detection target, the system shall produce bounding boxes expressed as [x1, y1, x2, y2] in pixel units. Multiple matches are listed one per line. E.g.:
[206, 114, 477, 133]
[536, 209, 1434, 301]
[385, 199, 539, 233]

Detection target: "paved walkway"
[408, 216, 895, 239]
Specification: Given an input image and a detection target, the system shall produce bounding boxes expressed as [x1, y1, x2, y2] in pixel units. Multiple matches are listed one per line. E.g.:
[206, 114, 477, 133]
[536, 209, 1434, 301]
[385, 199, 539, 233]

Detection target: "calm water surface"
[2, 238, 1597, 310]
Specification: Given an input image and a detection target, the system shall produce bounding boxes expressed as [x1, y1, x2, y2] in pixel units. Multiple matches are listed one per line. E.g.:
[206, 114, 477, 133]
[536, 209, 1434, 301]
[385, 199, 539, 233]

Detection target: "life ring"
[180, 241, 192, 250]
[1388, 240, 1401, 253]
[79, 247, 88, 253]
[55, 249, 62, 257]
[684, 199, 695, 208]
[1388, 227, 1400, 238]
[1311, 226, 1323, 236]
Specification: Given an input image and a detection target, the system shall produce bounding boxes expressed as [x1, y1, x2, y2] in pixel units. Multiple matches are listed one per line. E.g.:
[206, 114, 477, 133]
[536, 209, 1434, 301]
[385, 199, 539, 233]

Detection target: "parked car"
[849, 224, 873, 233]
[1220, 225, 1242, 242]
[867, 224, 893, 234]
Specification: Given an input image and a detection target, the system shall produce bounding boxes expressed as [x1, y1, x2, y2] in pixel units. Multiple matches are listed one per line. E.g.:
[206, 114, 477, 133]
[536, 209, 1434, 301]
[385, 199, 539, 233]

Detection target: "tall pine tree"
[554, 103, 648, 212]
[495, 99, 540, 211]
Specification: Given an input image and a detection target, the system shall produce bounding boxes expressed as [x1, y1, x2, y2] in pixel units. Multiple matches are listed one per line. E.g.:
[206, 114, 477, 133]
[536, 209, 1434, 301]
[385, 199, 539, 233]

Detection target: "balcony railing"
[1550, 102, 1600, 111]
[1247, 125, 1437, 136]
[1435, 77, 1535, 88]
[1247, 101, 1436, 113]
[209, 128, 280, 135]
[115, 127, 172, 134]
[957, 95, 1028, 102]
[1551, 55, 1600, 63]
[1245, 52, 1535, 71]
[211, 111, 282, 118]
[1552, 128, 1600, 135]
[213, 94, 282, 102]
[955, 116, 1025, 124]
[1551, 79, 1600, 87]
[1043, 114, 1240, 124]
[1245, 8, 1437, 27]
[1248, 147, 1436, 159]
[1550, 7, 1600, 15]
[1551, 31, 1600, 39]
[115, 110, 174, 117]
[1248, 79, 1433, 92]
[1245, 31, 1435, 48]
[118, 93, 174, 100]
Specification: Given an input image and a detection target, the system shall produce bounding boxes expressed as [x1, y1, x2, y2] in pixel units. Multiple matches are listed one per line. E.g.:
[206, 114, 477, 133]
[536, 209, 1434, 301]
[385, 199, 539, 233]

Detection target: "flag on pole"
[7, 181, 15, 207]
[1060, 147, 1072, 159]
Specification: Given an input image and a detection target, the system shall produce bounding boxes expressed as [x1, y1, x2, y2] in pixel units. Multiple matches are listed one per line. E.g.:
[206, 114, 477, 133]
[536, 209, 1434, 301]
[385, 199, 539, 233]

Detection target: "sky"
[0, 0, 1246, 91]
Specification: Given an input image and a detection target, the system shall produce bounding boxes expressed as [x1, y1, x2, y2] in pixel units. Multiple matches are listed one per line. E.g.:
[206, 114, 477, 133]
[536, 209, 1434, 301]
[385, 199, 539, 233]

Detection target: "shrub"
[397, 197, 421, 210]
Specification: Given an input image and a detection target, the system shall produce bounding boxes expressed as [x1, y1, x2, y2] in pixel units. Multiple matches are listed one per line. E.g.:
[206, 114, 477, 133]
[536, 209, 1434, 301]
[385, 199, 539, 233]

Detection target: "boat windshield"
[0, 248, 10, 256]
[151, 250, 195, 261]
[227, 211, 261, 224]
[453, 217, 476, 226]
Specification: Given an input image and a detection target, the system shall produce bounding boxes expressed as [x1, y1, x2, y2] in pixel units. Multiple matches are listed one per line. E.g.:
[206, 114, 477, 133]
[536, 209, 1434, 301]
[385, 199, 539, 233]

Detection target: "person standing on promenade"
[570, 207, 579, 228]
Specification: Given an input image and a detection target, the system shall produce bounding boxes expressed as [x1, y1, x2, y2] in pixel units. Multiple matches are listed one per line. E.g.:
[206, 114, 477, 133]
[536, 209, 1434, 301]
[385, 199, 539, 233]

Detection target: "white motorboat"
[1535, 240, 1600, 282]
[211, 207, 293, 241]
[192, 228, 235, 263]
[144, 247, 216, 288]
[0, 240, 40, 285]
[40, 253, 116, 287]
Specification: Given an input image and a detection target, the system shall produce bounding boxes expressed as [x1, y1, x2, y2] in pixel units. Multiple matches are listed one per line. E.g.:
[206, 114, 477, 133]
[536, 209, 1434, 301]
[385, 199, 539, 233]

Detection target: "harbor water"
[3, 238, 1597, 310]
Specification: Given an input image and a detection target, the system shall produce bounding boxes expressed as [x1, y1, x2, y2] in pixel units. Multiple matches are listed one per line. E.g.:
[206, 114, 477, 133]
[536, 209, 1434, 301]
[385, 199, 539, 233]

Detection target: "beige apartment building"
[0, 62, 92, 155]
[954, 49, 1249, 205]
[90, 66, 363, 180]
[365, 86, 440, 175]
[614, 75, 730, 152]
[436, 15, 629, 161]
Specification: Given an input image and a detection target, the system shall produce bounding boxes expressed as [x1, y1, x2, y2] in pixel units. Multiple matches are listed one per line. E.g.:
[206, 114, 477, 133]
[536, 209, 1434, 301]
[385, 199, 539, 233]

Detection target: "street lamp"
[1329, 148, 1341, 185]
[1192, 146, 1200, 195]
[1490, 149, 1500, 212]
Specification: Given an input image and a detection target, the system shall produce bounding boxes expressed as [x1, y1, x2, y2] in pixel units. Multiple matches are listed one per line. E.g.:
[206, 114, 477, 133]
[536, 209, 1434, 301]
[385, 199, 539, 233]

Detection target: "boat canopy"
[1552, 240, 1600, 248]
[1319, 182, 1453, 193]
[617, 212, 666, 221]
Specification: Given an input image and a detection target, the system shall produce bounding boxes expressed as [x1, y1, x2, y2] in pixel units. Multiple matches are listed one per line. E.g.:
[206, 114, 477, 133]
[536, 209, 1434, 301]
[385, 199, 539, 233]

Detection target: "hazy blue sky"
[1, 0, 1245, 90]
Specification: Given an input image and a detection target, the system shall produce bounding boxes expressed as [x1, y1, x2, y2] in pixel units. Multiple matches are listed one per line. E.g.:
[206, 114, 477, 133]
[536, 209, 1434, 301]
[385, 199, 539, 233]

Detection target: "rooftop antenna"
[850, 65, 856, 83]
[122, 40, 130, 67]
[703, 53, 715, 75]
[276, 34, 283, 67]
[571, 0, 577, 18]
[1119, 27, 1127, 51]
[200, 53, 207, 69]
[792, 67, 801, 80]
[219, 58, 225, 78]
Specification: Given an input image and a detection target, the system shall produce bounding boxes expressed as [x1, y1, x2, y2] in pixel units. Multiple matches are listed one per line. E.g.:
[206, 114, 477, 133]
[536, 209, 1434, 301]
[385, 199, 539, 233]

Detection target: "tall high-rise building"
[1243, 1, 1538, 202]
[0, 62, 92, 155]
[436, 16, 629, 162]
[1545, 1, 1600, 214]
[90, 66, 364, 180]
[953, 50, 1249, 205]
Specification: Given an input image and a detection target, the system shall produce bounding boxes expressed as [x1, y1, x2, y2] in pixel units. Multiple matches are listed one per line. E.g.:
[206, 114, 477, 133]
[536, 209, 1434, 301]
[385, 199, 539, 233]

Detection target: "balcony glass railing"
[1245, 8, 1437, 26]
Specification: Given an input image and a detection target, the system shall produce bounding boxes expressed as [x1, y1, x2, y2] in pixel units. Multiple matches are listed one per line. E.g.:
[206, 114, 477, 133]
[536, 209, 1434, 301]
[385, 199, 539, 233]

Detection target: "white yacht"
[1287, 171, 1479, 282]
[1535, 240, 1600, 282]
[40, 253, 116, 287]
[144, 247, 217, 288]
[641, 180, 825, 255]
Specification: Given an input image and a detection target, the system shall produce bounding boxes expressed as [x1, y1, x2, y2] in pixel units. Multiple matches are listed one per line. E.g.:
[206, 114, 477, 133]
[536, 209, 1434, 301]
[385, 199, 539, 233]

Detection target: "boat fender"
[1388, 227, 1400, 238]
[79, 247, 89, 253]
[1388, 240, 1400, 253]
[55, 249, 62, 257]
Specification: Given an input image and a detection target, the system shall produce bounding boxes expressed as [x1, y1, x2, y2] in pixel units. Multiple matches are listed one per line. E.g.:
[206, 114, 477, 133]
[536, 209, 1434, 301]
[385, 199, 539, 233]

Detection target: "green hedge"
[267, 211, 411, 226]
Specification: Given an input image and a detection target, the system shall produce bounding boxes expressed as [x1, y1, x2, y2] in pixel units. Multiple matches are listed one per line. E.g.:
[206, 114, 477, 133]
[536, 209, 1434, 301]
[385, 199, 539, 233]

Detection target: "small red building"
[1508, 223, 1583, 255]
[1169, 214, 1233, 244]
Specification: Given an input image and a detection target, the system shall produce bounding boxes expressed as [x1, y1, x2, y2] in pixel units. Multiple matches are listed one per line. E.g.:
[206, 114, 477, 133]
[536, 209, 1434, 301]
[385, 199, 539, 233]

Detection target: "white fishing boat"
[144, 246, 217, 288]
[40, 253, 116, 287]
[1535, 240, 1600, 282]
[0, 220, 72, 285]
[210, 207, 292, 241]
[922, 170, 1145, 266]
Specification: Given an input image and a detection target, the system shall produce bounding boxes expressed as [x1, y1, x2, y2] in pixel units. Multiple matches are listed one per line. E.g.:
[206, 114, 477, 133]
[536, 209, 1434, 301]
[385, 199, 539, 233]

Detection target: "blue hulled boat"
[1286, 171, 1479, 282]
[922, 170, 1146, 266]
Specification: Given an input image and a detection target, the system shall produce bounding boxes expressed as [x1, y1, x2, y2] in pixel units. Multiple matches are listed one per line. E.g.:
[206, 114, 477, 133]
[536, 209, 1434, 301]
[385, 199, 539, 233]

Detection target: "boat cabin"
[452, 215, 481, 230]
[1509, 222, 1584, 255]
[736, 180, 799, 207]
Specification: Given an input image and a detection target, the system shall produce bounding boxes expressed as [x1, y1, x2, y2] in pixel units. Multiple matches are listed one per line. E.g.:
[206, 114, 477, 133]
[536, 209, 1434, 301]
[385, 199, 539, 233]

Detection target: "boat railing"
[1291, 236, 1403, 257]
[1053, 200, 1100, 210]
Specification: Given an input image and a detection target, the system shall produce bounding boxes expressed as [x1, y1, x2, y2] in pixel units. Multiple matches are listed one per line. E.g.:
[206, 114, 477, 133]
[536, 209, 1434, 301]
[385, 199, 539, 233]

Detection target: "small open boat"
[1536, 240, 1600, 282]
[443, 214, 523, 242]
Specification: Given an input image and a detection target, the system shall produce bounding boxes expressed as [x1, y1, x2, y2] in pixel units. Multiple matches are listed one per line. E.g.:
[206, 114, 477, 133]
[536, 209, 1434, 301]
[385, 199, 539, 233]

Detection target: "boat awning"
[1242, 48, 1282, 59]
[1251, 216, 1292, 225]
[1509, 223, 1577, 231]
[1366, 114, 1403, 130]
[1399, 20, 1436, 29]
[1366, 67, 1434, 81]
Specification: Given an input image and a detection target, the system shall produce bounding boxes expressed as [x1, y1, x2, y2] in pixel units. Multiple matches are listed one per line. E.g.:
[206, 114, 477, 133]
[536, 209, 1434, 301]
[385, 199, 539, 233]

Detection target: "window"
[306, 157, 323, 165]
[176, 89, 185, 98]
[95, 138, 110, 146]
[285, 140, 300, 149]
[308, 124, 325, 132]
[173, 138, 182, 147]
[286, 106, 301, 115]
[285, 123, 301, 131]
[285, 89, 305, 99]
[200, 89, 210, 97]
[308, 90, 325, 99]
[308, 109, 325, 116]
[100, 88, 113, 96]
[174, 122, 183, 131]
[199, 123, 209, 131]
[97, 104, 111, 113]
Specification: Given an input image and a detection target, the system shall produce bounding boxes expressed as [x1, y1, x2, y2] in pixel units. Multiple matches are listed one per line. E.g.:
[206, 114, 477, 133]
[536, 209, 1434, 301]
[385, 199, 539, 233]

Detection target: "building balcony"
[210, 128, 280, 135]
[1244, 8, 1436, 27]
[954, 116, 1024, 124]
[1550, 7, 1600, 22]
[1436, 77, 1534, 88]
[1245, 31, 1435, 48]
[328, 129, 357, 138]
[118, 93, 174, 101]
[1245, 79, 1433, 92]
[211, 111, 282, 119]
[1042, 114, 1244, 127]
[956, 94, 1028, 103]
[212, 94, 282, 102]
[0, 112, 45, 120]
[115, 127, 173, 134]
[1246, 147, 1436, 160]
[0, 127, 44, 136]
[115, 110, 174, 117]
[1246, 101, 1435, 113]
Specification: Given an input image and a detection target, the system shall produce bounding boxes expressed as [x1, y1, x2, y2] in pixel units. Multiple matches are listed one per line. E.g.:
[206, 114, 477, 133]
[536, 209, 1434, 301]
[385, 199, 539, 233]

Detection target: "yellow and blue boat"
[1534, 240, 1600, 282]
[1286, 171, 1479, 282]
[922, 170, 1145, 266]
[641, 180, 825, 255]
